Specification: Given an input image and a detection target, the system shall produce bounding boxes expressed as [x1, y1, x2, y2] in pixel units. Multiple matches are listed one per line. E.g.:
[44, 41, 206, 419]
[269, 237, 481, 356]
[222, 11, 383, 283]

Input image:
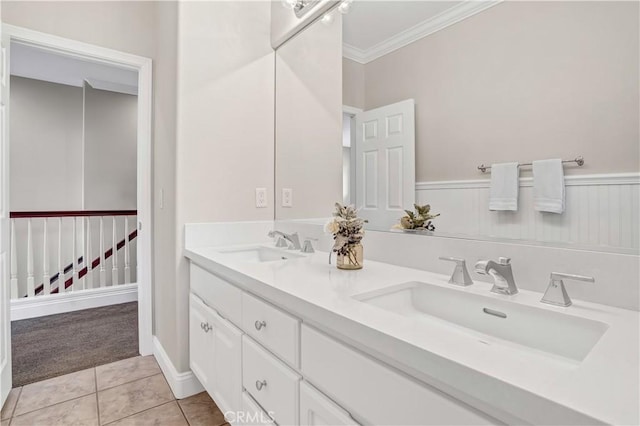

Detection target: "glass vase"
[337, 243, 363, 270]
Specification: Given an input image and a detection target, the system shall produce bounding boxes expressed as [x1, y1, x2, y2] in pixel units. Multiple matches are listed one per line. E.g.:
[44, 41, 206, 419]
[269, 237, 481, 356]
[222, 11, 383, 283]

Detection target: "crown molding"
[343, 0, 502, 64]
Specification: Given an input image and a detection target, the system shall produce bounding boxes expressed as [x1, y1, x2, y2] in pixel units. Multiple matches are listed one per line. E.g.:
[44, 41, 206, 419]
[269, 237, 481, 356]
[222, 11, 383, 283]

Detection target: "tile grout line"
[175, 398, 191, 425]
[11, 388, 96, 419]
[94, 367, 101, 426]
[97, 370, 163, 393]
[10, 394, 94, 422]
[8, 386, 23, 420]
[101, 401, 179, 426]
[97, 373, 175, 425]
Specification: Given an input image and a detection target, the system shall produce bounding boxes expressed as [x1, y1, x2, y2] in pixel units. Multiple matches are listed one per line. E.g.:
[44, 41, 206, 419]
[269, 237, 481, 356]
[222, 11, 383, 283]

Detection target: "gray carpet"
[11, 302, 139, 386]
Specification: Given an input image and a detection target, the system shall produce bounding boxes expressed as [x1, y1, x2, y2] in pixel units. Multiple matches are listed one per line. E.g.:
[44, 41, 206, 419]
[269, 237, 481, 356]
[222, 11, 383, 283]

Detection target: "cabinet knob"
[255, 379, 267, 391]
[254, 320, 267, 331]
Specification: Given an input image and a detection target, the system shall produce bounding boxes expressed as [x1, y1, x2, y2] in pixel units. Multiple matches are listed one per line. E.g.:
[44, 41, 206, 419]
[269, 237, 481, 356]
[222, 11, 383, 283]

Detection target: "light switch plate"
[282, 188, 293, 207]
[255, 188, 268, 208]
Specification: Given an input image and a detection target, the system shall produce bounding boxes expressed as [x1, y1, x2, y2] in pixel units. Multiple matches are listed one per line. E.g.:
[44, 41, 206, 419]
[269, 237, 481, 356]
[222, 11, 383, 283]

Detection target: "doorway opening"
[1, 24, 153, 400]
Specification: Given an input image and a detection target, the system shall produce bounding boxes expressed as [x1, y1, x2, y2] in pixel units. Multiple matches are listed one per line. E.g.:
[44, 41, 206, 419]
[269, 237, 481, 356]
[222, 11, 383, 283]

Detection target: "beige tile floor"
[1, 355, 228, 426]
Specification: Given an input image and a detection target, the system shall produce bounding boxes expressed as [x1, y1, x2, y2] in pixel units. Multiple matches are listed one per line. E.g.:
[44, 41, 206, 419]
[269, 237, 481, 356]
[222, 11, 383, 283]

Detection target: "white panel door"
[355, 99, 415, 229]
[0, 23, 12, 407]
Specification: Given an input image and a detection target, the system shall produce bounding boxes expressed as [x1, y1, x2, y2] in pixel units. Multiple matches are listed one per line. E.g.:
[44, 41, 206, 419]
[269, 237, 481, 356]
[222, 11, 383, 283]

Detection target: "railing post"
[58, 217, 64, 294]
[72, 217, 78, 291]
[27, 218, 34, 297]
[112, 217, 118, 286]
[42, 218, 50, 295]
[10, 219, 17, 299]
[99, 216, 106, 287]
[86, 217, 93, 289]
[124, 216, 131, 284]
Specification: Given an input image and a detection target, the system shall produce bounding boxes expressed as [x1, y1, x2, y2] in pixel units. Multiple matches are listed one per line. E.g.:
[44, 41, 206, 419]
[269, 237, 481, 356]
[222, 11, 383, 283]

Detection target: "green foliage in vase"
[395, 203, 440, 231]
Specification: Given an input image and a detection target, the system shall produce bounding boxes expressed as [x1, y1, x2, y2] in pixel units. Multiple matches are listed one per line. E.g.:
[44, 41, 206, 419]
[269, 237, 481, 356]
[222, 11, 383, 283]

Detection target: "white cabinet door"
[300, 381, 358, 426]
[210, 308, 243, 415]
[189, 294, 215, 394]
[239, 391, 276, 426]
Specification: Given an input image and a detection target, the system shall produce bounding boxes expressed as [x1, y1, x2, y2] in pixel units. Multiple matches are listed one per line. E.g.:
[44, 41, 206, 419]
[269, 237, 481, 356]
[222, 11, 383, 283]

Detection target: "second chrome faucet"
[475, 257, 518, 295]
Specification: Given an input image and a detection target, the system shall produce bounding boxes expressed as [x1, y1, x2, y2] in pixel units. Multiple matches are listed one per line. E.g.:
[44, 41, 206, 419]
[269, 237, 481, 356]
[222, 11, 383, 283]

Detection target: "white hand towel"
[533, 159, 565, 214]
[489, 162, 519, 211]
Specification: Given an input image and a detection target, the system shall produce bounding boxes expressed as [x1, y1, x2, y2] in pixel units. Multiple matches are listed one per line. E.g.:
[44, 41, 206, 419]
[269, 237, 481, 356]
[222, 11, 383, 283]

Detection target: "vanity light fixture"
[321, 0, 353, 26]
[282, 0, 322, 18]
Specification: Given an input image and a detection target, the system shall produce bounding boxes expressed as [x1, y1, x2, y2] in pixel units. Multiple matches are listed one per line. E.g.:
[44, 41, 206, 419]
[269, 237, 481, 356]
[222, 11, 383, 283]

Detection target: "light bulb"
[321, 13, 334, 25]
[338, 1, 351, 14]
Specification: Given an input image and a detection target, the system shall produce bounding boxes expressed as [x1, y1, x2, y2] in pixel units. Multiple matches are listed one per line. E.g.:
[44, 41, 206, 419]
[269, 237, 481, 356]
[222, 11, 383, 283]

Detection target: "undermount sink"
[354, 281, 609, 362]
[217, 246, 302, 263]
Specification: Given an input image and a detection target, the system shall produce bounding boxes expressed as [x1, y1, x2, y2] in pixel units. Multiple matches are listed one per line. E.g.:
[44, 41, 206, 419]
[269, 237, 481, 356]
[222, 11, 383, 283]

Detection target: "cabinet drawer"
[300, 381, 358, 426]
[239, 391, 275, 426]
[242, 292, 300, 367]
[301, 325, 497, 425]
[242, 336, 301, 426]
[190, 263, 242, 325]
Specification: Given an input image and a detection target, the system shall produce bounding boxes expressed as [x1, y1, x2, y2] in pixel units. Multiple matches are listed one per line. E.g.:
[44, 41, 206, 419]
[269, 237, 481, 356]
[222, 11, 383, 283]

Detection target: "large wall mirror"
[275, 1, 639, 254]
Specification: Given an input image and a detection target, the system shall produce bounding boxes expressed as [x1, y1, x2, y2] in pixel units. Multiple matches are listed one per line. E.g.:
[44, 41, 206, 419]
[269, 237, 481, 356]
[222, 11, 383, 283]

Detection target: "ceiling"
[343, 0, 500, 63]
[10, 42, 138, 95]
[343, 1, 463, 50]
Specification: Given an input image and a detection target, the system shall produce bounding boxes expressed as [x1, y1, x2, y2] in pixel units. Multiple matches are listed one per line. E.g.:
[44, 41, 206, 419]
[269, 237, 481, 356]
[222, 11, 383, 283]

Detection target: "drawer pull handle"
[254, 320, 267, 331]
[255, 379, 267, 391]
[201, 322, 212, 333]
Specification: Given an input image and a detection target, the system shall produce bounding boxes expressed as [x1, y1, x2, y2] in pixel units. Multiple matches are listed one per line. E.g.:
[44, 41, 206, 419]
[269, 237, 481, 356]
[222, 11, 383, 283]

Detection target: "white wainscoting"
[416, 173, 640, 252]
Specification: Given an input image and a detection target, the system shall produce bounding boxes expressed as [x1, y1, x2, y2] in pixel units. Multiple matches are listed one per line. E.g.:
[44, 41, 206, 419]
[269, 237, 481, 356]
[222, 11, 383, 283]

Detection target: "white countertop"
[185, 244, 640, 425]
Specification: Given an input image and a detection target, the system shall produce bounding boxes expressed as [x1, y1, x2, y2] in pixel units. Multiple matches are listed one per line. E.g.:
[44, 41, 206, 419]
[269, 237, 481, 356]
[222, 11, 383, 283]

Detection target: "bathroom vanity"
[185, 238, 639, 426]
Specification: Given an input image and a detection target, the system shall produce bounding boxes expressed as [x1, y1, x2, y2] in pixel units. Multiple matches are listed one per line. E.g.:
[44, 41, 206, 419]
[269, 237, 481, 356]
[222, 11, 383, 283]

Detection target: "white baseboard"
[153, 336, 204, 399]
[10, 283, 138, 321]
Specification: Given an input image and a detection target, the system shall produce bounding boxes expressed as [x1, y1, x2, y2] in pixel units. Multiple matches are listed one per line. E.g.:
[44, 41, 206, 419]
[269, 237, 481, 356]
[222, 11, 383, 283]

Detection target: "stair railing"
[9, 210, 137, 299]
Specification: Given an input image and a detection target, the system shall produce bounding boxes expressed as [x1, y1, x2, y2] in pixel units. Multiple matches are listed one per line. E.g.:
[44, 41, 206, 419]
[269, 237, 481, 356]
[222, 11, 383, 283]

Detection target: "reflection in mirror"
[342, 0, 640, 252]
[276, 1, 639, 254]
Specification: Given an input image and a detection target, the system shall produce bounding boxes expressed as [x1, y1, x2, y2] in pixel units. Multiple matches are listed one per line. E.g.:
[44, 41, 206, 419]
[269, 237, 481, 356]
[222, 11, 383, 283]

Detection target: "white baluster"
[58, 217, 64, 294]
[112, 217, 118, 286]
[26, 218, 34, 297]
[72, 217, 78, 292]
[124, 216, 131, 284]
[99, 216, 106, 287]
[86, 217, 93, 289]
[10, 219, 18, 299]
[78, 216, 85, 290]
[42, 218, 50, 295]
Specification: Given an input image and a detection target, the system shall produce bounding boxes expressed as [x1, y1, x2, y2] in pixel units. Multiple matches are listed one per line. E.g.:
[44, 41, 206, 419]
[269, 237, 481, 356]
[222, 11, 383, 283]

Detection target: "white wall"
[357, 1, 640, 182]
[10, 76, 83, 211]
[152, 0, 180, 377]
[172, 1, 275, 371]
[275, 12, 343, 220]
[84, 83, 137, 210]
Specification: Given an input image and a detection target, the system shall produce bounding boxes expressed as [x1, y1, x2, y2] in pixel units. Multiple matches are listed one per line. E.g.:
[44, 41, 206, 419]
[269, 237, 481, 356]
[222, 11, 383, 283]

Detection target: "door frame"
[343, 105, 362, 206]
[1, 24, 154, 357]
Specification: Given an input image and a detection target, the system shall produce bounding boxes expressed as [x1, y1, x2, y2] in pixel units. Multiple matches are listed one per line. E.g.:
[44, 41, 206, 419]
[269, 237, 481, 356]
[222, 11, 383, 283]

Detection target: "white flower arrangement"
[325, 203, 365, 259]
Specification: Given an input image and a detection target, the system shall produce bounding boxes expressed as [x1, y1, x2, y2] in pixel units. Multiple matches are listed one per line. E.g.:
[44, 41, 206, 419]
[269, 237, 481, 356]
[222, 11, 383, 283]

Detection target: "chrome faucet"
[475, 257, 518, 295]
[268, 230, 301, 250]
[541, 272, 595, 307]
[439, 257, 473, 286]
